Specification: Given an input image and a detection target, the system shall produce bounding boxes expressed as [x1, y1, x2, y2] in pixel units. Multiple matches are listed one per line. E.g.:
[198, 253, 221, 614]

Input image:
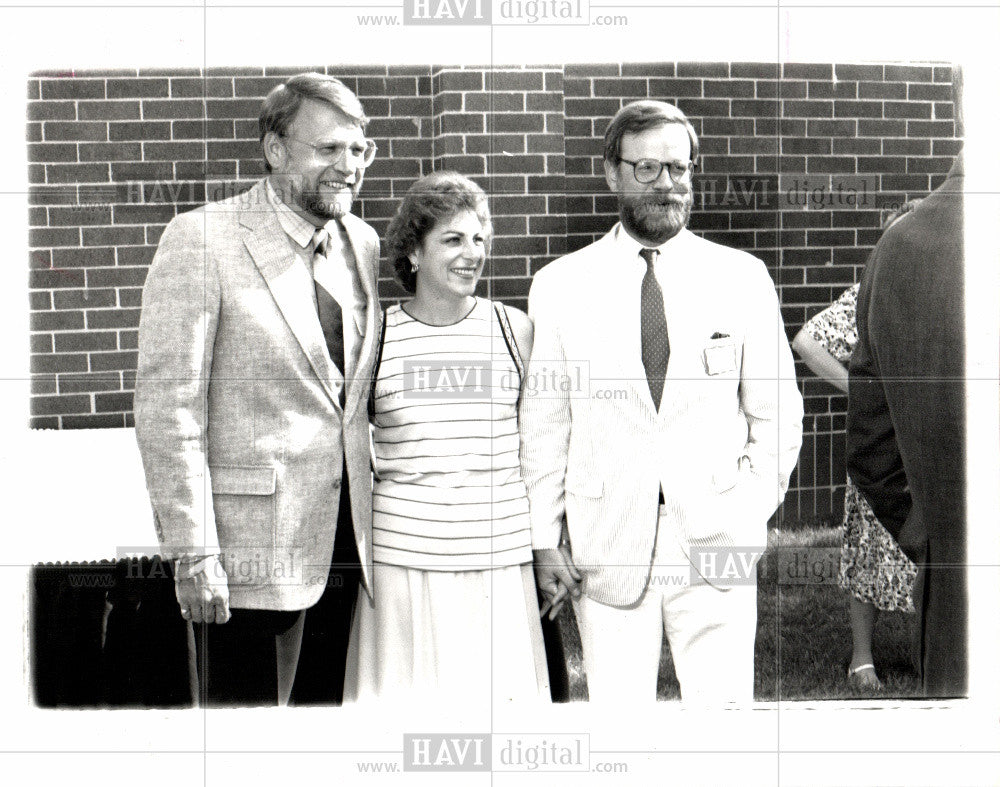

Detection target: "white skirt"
[345, 562, 550, 705]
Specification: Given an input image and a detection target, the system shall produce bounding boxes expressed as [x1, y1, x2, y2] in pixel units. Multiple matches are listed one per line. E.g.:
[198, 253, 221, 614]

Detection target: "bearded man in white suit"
[521, 100, 803, 703]
[135, 73, 381, 705]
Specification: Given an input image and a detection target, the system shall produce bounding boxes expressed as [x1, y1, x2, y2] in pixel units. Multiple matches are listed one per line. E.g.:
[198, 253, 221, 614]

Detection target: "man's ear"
[263, 131, 286, 172]
[603, 157, 620, 193]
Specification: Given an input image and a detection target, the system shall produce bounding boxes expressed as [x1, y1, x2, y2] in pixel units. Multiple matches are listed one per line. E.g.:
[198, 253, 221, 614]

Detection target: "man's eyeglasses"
[283, 135, 378, 168]
[618, 157, 697, 184]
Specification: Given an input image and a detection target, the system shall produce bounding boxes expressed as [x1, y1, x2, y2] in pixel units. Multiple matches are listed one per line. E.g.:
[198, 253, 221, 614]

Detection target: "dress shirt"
[266, 179, 366, 371]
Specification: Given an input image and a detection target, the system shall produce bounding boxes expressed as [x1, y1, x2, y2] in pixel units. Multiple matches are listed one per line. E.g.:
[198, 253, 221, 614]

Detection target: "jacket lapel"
[341, 214, 379, 424]
[239, 181, 345, 410]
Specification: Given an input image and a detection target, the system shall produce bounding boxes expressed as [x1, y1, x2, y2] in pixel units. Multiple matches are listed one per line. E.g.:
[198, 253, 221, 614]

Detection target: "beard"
[619, 190, 692, 245]
[300, 182, 360, 222]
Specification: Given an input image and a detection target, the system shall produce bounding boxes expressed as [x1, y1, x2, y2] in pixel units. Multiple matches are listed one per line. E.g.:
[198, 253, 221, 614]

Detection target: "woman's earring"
[411, 262, 419, 272]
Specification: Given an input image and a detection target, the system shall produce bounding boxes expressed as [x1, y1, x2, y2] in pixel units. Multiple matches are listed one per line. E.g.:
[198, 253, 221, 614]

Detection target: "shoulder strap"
[368, 306, 389, 421]
[493, 301, 524, 380]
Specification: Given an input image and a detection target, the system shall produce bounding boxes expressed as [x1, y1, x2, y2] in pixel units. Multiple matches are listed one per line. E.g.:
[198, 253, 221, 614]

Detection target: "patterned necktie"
[312, 227, 346, 390]
[640, 247, 669, 409]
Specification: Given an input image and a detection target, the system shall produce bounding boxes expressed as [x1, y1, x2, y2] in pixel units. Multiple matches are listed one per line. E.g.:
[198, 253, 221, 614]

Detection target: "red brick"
[525, 93, 562, 113]
[858, 82, 906, 100]
[63, 414, 126, 429]
[808, 81, 857, 100]
[111, 162, 174, 180]
[858, 119, 905, 137]
[51, 247, 115, 268]
[494, 114, 545, 134]
[592, 78, 648, 98]
[489, 71, 545, 91]
[143, 99, 205, 119]
[732, 100, 779, 117]
[783, 100, 832, 118]
[176, 161, 237, 179]
[54, 289, 117, 309]
[46, 163, 110, 184]
[90, 351, 139, 372]
[884, 138, 930, 155]
[55, 331, 117, 352]
[28, 143, 77, 163]
[44, 122, 107, 142]
[28, 101, 76, 121]
[58, 374, 121, 394]
[119, 288, 144, 308]
[565, 64, 618, 79]
[107, 78, 169, 98]
[885, 65, 933, 82]
[858, 156, 905, 173]
[905, 120, 953, 137]
[565, 98, 621, 117]
[783, 63, 832, 80]
[30, 352, 88, 373]
[172, 119, 235, 139]
[885, 101, 931, 119]
[95, 392, 134, 412]
[676, 99, 729, 117]
[527, 134, 563, 154]
[833, 138, 880, 155]
[49, 206, 113, 226]
[109, 121, 171, 141]
[907, 157, 952, 174]
[119, 331, 139, 350]
[466, 93, 523, 112]
[835, 64, 883, 81]
[86, 266, 149, 288]
[677, 63, 727, 78]
[704, 80, 753, 98]
[882, 174, 931, 191]
[368, 117, 422, 138]
[563, 79, 591, 98]
[41, 78, 105, 100]
[31, 376, 57, 395]
[142, 141, 207, 161]
[78, 101, 141, 120]
[79, 142, 143, 162]
[436, 71, 484, 91]
[933, 139, 962, 157]
[30, 228, 79, 248]
[31, 334, 53, 353]
[173, 76, 236, 98]
[31, 393, 93, 416]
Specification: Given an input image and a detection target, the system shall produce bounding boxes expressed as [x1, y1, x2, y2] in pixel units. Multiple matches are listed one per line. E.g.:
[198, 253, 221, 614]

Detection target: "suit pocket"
[210, 465, 277, 586]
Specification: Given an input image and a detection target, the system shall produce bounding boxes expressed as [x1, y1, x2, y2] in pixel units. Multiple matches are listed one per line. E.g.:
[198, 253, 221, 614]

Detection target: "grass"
[556, 524, 922, 701]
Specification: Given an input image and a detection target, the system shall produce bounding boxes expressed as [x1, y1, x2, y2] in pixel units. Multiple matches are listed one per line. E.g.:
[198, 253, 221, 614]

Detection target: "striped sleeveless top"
[370, 298, 533, 571]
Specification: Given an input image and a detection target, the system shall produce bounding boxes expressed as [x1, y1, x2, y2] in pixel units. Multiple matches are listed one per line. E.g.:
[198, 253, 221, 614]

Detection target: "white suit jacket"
[134, 179, 381, 611]
[520, 225, 803, 606]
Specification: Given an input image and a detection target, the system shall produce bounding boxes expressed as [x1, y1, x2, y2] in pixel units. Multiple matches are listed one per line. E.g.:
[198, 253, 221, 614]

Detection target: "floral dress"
[803, 284, 917, 612]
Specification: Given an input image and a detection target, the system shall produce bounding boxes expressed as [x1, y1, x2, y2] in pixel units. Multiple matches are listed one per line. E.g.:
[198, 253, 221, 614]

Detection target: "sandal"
[847, 663, 883, 692]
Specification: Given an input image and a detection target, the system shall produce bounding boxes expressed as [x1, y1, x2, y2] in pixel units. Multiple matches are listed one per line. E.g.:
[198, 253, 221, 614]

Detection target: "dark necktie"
[640, 247, 669, 409]
[311, 227, 346, 389]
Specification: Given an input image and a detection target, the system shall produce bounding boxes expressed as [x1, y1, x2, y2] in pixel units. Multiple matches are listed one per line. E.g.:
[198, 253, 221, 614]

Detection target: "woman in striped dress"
[345, 171, 549, 704]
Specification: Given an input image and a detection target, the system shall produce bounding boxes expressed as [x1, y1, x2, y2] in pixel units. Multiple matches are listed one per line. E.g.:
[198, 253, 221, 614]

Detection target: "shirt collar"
[611, 222, 689, 264]
[266, 178, 328, 250]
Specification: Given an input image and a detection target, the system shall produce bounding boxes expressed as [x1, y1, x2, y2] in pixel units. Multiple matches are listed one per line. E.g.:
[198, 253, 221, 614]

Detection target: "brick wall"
[26, 62, 958, 524]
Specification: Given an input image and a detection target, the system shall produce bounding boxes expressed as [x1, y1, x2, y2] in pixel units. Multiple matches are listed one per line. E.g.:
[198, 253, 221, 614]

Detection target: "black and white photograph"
[2, 2, 999, 785]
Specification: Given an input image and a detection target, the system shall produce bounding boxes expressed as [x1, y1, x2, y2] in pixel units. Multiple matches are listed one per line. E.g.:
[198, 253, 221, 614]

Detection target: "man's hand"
[175, 556, 231, 624]
[533, 545, 582, 621]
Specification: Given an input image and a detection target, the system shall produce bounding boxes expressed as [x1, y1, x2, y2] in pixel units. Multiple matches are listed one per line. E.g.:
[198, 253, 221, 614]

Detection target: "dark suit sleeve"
[846, 251, 912, 540]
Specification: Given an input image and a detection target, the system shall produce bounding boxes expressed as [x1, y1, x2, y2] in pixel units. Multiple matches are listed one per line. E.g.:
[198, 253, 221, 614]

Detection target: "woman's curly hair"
[385, 171, 492, 293]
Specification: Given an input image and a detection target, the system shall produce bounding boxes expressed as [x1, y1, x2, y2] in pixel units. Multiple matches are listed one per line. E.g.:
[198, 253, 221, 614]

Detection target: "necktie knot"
[312, 227, 331, 258]
[640, 247, 659, 268]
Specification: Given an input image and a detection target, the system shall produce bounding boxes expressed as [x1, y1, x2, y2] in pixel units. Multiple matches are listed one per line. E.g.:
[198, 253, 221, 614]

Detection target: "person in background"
[345, 171, 549, 704]
[792, 201, 921, 692]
